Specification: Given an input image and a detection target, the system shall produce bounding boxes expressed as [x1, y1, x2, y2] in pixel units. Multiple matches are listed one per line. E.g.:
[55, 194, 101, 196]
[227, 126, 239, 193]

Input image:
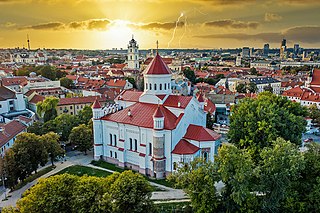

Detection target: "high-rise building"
[280, 38, 287, 60]
[294, 44, 300, 55]
[236, 54, 242, 66]
[242, 47, 250, 58]
[263, 43, 269, 56]
[127, 35, 139, 69]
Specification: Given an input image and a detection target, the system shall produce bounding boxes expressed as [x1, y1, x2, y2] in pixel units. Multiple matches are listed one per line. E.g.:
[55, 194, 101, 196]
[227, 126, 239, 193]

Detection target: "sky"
[0, 0, 320, 50]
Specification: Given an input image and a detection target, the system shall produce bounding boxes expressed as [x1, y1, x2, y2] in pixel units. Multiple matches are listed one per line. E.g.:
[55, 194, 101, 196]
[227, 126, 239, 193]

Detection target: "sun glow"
[101, 20, 134, 48]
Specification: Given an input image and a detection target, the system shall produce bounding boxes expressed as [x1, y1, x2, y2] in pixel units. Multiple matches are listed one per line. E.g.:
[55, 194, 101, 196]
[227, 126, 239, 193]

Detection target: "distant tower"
[236, 54, 242, 66]
[27, 34, 30, 50]
[280, 38, 287, 60]
[127, 35, 139, 69]
[92, 98, 103, 160]
[263, 43, 269, 56]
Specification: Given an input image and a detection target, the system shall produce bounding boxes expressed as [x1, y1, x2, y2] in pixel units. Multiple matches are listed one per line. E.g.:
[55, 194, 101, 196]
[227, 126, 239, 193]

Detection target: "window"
[71, 112, 73, 115]
[77, 106, 79, 109]
[114, 135, 117, 146]
[115, 152, 117, 159]
[146, 83, 148, 90]
[130, 138, 133, 150]
[70, 106, 73, 109]
[110, 151, 113, 158]
[9, 100, 13, 105]
[134, 139, 138, 151]
[154, 84, 157, 90]
[149, 83, 152, 90]
[149, 143, 152, 155]
[60, 107, 62, 110]
[165, 83, 167, 90]
[160, 84, 162, 90]
[110, 134, 113, 145]
[173, 162, 177, 170]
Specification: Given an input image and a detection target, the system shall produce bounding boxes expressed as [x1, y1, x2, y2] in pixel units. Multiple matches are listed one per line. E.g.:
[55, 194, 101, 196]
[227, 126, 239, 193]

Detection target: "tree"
[236, 83, 247, 93]
[38, 65, 57, 80]
[36, 96, 59, 122]
[55, 114, 79, 141]
[60, 77, 74, 89]
[250, 67, 258, 75]
[27, 122, 44, 135]
[228, 92, 307, 159]
[309, 104, 320, 126]
[206, 112, 214, 130]
[69, 124, 92, 154]
[78, 106, 93, 125]
[263, 84, 273, 93]
[247, 82, 258, 93]
[168, 158, 221, 213]
[41, 132, 65, 166]
[125, 77, 136, 88]
[110, 170, 154, 213]
[183, 67, 196, 84]
[2, 149, 19, 189]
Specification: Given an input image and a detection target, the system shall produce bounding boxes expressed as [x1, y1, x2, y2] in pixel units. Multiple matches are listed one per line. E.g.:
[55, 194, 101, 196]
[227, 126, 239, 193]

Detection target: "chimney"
[128, 109, 132, 116]
[178, 102, 181, 107]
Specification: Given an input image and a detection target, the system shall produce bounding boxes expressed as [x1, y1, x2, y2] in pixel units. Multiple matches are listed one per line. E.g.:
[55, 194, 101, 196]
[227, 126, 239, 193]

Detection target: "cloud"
[137, 21, 185, 30]
[87, 19, 110, 30]
[19, 22, 65, 30]
[195, 26, 320, 44]
[204, 19, 259, 29]
[264, 13, 282, 22]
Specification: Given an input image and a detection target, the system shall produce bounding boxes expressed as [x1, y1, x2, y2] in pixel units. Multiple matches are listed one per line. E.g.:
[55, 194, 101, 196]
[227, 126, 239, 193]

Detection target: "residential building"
[248, 77, 281, 94]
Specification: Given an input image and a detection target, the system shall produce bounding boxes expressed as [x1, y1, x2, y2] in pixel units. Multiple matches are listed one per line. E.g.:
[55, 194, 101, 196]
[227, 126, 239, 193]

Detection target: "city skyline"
[0, 0, 320, 49]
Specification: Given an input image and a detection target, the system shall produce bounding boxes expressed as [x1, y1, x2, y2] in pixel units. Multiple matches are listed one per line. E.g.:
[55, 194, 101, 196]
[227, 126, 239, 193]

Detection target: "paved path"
[0, 151, 187, 208]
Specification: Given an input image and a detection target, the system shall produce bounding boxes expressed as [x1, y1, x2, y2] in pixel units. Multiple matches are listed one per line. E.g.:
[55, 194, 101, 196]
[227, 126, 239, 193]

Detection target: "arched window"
[130, 138, 133, 150]
[114, 135, 117, 146]
[109, 134, 112, 145]
[115, 152, 117, 159]
[134, 139, 138, 151]
[110, 151, 113, 158]
[154, 84, 157, 90]
[149, 143, 152, 155]
[164, 83, 167, 90]
[146, 83, 148, 90]
[160, 84, 162, 90]
[149, 83, 152, 90]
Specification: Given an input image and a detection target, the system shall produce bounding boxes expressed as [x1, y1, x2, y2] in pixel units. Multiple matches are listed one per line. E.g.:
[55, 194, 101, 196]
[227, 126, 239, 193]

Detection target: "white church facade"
[92, 52, 221, 179]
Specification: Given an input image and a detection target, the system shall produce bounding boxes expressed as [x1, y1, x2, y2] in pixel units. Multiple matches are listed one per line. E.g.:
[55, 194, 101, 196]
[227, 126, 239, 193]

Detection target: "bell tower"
[127, 35, 139, 69]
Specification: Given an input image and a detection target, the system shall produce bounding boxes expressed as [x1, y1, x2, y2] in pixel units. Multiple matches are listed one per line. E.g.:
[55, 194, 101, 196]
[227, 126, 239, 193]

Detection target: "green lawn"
[14, 165, 56, 191]
[155, 201, 192, 213]
[56, 165, 112, 177]
[91, 160, 173, 188]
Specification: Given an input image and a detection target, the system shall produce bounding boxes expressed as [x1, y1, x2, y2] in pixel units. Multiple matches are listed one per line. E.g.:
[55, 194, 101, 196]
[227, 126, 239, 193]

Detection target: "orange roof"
[144, 57, 173, 65]
[0, 120, 27, 147]
[144, 53, 172, 75]
[101, 102, 180, 130]
[184, 124, 221, 141]
[204, 99, 216, 114]
[29, 94, 45, 104]
[116, 90, 143, 102]
[163, 95, 192, 109]
[1, 77, 27, 86]
[311, 69, 320, 86]
[106, 79, 127, 88]
[92, 98, 102, 109]
[172, 139, 200, 155]
[301, 91, 320, 102]
[59, 96, 106, 106]
[282, 86, 305, 98]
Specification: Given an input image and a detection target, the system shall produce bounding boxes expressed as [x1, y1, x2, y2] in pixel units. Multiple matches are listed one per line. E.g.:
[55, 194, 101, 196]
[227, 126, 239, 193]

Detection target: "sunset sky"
[0, 0, 319, 50]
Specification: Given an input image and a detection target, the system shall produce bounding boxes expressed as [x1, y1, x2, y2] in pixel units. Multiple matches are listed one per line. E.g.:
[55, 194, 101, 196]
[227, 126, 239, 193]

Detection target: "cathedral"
[92, 40, 220, 179]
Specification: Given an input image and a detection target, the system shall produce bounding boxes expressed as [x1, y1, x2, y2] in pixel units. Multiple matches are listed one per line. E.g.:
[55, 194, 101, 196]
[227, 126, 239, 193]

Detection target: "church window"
[130, 138, 133, 150]
[130, 49, 132, 52]
[149, 83, 152, 90]
[114, 135, 117, 146]
[149, 143, 152, 155]
[109, 134, 112, 145]
[164, 83, 167, 90]
[160, 84, 162, 90]
[134, 139, 138, 151]
[115, 152, 117, 159]
[154, 84, 157, 90]
[110, 151, 113, 158]
[146, 83, 148, 90]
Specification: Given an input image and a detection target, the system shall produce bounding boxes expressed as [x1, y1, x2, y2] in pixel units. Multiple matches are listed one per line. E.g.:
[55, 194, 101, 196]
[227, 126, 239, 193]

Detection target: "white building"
[248, 77, 281, 94]
[127, 36, 139, 70]
[93, 53, 220, 179]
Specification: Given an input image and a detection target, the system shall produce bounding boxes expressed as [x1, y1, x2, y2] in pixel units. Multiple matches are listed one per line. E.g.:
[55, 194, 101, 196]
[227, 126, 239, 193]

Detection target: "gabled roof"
[153, 105, 164, 118]
[184, 124, 221, 141]
[282, 86, 304, 98]
[116, 90, 143, 102]
[101, 102, 180, 130]
[172, 139, 200, 155]
[144, 53, 172, 75]
[204, 99, 216, 114]
[0, 86, 16, 101]
[311, 69, 320, 86]
[163, 95, 192, 109]
[29, 94, 45, 104]
[58, 96, 106, 106]
[0, 120, 27, 147]
[92, 98, 101, 109]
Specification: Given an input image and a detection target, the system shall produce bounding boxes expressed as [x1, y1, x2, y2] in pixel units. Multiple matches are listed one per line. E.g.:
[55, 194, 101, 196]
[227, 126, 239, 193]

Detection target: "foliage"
[15, 65, 66, 80]
[263, 84, 273, 93]
[125, 77, 136, 88]
[249, 67, 258, 75]
[54, 114, 79, 141]
[77, 105, 93, 125]
[106, 57, 125, 64]
[228, 92, 307, 159]
[309, 104, 320, 125]
[168, 158, 221, 213]
[9, 171, 153, 213]
[69, 124, 93, 154]
[57, 165, 112, 177]
[247, 82, 258, 93]
[36, 96, 59, 122]
[60, 77, 74, 89]
[236, 83, 247, 93]
[206, 112, 214, 130]
[183, 67, 196, 84]
[41, 132, 65, 166]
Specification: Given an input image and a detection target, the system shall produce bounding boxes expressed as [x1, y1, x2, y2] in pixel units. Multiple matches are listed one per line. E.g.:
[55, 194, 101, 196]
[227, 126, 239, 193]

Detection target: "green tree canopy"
[41, 132, 64, 166]
[236, 83, 247, 93]
[69, 124, 93, 154]
[228, 92, 307, 159]
[247, 82, 258, 93]
[36, 96, 59, 122]
[60, 77, 74, 89]
[183, 67, 196, 84]
[250, 67, 258, 75]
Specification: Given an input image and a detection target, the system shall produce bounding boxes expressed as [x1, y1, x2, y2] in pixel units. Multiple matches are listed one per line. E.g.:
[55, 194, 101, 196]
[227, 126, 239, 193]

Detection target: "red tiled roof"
[204, 99, 216, 114]
[1, 77, 27, 86]
[163, 95, 192, 109]
[144, 57, 173, 65]
[197, 93, 204, 102]
[156, 95, 167, 100]
[101, 102, 180, 130]
[311, 69, 320, 86]
[184, 124, 221, 141]
[116, 90, 143, 102]
[106, 79, 127, 88]
[282, 86, 304, 98]
[29, 94, 45, 104]
[172, 139, 200, 155]
[0, 120, 27, 147]
[144, 53, 172, 75]
[59, 96, 106, 106]
[301, 91, 320, 102]
[17, 115, 32, 123]
[310, 86, 320, 93]
[153, 105, 164, 118]
[92, 98, 102, 109]
[281, 81, 304, 88]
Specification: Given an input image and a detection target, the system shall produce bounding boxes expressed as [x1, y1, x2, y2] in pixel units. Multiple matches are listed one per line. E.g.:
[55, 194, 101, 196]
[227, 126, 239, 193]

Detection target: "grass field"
[56, 165, 112, 177]
[155, 201, 192, 213]
[91, 160, 173, 187]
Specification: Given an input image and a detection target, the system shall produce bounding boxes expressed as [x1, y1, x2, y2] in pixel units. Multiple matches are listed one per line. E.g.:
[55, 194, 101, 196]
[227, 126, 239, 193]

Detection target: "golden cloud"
[264, 13, 282, 22]
[205, 19, 259, 29]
